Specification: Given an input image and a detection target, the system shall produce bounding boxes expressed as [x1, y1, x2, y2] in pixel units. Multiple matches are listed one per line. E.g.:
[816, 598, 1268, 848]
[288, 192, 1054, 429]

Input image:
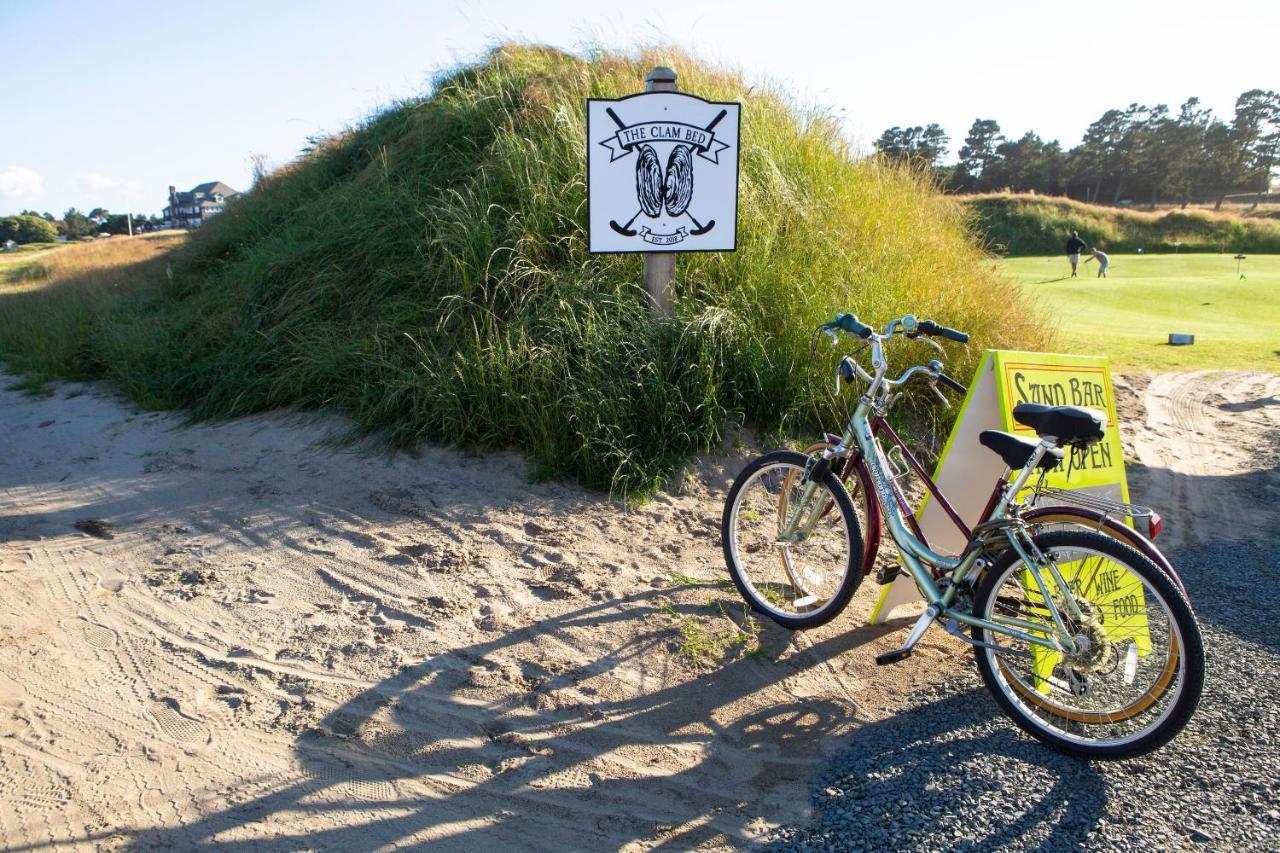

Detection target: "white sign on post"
[587, 92, 740, 253]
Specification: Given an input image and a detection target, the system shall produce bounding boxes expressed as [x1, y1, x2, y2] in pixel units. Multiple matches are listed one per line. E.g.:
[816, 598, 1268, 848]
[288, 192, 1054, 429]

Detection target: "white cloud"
[0, 166, 44, 201]
[77, 173, 141, 195]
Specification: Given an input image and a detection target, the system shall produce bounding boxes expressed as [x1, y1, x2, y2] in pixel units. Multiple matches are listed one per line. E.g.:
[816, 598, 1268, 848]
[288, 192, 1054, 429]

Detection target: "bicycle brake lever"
[919, 336, 946, 357]
[823, 328, 839, 347]
[929, 381, 951, 409]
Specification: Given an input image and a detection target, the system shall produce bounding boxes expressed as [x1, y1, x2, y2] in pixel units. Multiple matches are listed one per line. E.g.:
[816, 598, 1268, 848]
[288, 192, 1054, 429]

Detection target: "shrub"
[0, 214, 57, 244]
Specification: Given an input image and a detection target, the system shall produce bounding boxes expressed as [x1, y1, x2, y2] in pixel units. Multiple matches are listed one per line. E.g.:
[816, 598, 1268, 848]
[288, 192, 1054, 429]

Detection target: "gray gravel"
[771, 540, 1280, 851]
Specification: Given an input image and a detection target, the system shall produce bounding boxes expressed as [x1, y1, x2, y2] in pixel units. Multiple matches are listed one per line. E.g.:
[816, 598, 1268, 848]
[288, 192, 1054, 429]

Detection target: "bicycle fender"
[1023, 506, 1185, 597]
[820, 434, 881, 575]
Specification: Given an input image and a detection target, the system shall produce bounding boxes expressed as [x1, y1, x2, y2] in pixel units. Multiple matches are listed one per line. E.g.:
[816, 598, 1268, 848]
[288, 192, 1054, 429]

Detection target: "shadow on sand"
[123, 587, 911, 850]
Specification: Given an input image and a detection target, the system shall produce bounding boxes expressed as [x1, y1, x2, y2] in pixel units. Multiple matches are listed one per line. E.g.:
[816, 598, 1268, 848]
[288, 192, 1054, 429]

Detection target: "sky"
[1, 0, 1276, 216]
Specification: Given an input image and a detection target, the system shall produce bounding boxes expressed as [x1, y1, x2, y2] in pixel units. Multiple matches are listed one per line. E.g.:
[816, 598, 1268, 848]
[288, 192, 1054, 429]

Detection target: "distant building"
[162, 181, 239, 228]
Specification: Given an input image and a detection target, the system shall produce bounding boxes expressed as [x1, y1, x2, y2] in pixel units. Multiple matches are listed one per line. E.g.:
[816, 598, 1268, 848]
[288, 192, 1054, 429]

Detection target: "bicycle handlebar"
[914, 320, 969, 344]
[936, 372, 968, 394]
[821, 313, 969, 344]
[824, 313, 875, 339]
[822, 312, 971, 403]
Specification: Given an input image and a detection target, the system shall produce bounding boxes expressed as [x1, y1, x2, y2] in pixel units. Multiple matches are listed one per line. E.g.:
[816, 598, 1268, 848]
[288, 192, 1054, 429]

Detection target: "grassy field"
[0, 234, 187, 397]
[1003, 253, 1279, 371]
[0, 242, 62, 268]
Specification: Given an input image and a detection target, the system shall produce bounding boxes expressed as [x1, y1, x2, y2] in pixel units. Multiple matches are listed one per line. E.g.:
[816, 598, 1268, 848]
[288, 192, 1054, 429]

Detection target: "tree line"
[0, 208, 162, 245]
[874, 89, 1280, 208]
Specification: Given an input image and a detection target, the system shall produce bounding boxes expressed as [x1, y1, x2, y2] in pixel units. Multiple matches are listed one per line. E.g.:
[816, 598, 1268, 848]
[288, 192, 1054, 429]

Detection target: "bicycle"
[721, 312, 1203, 758]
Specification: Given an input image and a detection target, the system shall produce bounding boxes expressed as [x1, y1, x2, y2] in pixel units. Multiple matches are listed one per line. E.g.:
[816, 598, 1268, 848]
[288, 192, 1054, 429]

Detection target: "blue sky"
[1, 0, 1276, 216]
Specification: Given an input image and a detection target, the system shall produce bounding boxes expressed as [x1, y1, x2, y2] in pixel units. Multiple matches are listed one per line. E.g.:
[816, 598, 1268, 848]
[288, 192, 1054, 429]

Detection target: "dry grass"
[962, 193, 1280, 255]
[966, 192, 1279, 223]
[1, 233, 187, 294]
[0, 233, 188, 401]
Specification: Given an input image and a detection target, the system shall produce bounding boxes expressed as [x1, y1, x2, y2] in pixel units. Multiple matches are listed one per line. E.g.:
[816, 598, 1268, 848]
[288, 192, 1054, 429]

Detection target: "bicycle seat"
[979, 430, 1063, 471]
[1012, 403, 1106, 447]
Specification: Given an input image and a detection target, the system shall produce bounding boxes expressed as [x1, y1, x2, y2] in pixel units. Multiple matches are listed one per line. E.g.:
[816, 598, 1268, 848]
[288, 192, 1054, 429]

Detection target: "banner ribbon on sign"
[639, 226, 688, 245]
[599, 121, 731, 163]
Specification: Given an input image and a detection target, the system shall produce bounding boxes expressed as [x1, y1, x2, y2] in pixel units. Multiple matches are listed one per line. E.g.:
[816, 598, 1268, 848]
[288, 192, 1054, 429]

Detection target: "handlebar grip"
[937, 372, 968, 395]
[918, 320, 970, 344]
[832, 313, 874, 339]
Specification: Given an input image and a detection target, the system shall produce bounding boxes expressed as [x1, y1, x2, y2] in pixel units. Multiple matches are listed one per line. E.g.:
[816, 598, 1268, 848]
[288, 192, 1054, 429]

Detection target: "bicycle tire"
[722, 450, 864, 630]
[971, 529, 1203, 759]
[1000, 507, 1185, 724]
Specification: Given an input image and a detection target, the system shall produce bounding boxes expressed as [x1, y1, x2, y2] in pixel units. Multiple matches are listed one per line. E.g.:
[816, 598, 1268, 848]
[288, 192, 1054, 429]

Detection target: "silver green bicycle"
[721, 312, 1204, 758]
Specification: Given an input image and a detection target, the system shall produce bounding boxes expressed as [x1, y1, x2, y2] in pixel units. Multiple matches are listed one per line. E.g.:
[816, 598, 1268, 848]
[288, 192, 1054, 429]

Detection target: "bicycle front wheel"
[972, 529, 1203, 759]
[722, 450, 864, 629]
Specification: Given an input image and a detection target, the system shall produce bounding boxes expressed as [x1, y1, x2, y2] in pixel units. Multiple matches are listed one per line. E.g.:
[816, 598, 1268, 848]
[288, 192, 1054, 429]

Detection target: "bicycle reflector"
[1148, 511, 1163, 540]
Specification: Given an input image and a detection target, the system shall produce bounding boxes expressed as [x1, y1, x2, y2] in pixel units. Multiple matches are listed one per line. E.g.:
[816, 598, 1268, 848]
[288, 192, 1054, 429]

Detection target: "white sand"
[0, 375, 941, 850]
[1, 369, 1275, 849]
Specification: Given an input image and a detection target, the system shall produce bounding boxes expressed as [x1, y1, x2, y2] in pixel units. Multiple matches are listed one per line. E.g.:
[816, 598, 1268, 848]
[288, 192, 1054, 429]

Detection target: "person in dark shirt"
[1065, 231, 1088, 277]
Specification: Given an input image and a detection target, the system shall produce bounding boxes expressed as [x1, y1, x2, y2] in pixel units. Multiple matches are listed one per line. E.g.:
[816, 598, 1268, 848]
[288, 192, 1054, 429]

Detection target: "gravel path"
[772, 373, 1280, 852]
[771, 541, 1279, 851]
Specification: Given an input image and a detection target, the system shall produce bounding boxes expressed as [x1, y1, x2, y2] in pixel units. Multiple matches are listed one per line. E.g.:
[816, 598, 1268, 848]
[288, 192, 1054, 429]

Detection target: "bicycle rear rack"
[1030, 485, 1153, 520]
[1028, 485, 1163, 539]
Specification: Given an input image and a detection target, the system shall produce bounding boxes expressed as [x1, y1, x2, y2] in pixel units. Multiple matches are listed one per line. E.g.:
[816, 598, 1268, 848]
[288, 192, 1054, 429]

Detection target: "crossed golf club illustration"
[608, 106, 726, 238]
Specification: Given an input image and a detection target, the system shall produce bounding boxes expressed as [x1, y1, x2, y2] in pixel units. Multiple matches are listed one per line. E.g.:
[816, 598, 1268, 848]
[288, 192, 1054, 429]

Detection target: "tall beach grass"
[0, 45, 1049, 495]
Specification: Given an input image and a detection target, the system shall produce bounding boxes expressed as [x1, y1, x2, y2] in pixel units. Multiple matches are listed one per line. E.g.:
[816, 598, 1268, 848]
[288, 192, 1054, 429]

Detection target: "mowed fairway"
[1002, 253, 1280, 370]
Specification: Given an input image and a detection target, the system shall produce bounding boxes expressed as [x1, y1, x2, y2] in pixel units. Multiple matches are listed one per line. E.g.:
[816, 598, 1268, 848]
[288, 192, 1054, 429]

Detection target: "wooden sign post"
[642, 67, 679, 319]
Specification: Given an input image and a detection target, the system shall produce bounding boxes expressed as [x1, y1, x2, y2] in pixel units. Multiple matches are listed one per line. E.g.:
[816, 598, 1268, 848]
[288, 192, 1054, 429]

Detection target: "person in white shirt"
[1084, 247, 1110, 278]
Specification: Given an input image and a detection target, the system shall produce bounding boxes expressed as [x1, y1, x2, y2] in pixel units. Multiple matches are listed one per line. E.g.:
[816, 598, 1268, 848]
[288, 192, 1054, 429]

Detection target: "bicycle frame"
[779, 395, 1083, 655]
[849, 398, 1077, 653]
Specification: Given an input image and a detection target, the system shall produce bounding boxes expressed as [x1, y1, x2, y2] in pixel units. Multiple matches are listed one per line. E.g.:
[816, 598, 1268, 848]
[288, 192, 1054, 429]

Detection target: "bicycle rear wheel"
[972, 529, 1203, 759]
[722, 450, 864, 629]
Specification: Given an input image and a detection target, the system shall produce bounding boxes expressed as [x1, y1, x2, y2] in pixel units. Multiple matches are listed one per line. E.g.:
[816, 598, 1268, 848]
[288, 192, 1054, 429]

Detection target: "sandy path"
[3, 370, 1276, 849]
[1114, 371, 1280, 548]
[0, 376, 941, 850]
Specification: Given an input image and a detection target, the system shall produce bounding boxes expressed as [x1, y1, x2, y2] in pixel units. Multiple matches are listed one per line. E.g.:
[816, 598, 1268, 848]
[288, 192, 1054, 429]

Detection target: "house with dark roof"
[163, 181, 239, 228]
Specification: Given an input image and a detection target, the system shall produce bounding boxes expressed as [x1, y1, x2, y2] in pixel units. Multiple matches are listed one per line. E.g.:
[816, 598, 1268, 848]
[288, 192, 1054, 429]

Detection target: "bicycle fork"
[775, 453, 841, 544]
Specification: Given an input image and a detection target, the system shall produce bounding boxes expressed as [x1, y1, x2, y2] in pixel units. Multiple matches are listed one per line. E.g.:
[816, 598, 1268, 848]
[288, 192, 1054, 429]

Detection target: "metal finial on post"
[642, 67, 678, 319]
[645, 67, 677, 90]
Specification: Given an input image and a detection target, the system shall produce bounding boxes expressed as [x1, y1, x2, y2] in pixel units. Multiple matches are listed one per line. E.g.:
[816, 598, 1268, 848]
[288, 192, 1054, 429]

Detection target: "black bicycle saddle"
[1011, 403, 1106, 446]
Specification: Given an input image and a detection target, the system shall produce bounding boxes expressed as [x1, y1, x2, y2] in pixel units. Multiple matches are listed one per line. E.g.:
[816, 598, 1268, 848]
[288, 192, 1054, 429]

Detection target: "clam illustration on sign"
[587, 92, 740, 253]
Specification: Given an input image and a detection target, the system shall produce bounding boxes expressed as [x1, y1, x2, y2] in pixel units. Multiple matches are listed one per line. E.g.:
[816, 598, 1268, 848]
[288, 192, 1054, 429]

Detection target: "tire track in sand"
[1130, 371, 1280, 549]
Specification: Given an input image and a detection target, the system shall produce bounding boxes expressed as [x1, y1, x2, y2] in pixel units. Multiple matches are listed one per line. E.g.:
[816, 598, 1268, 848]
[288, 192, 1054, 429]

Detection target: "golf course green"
[1001, 253, 1279, 371]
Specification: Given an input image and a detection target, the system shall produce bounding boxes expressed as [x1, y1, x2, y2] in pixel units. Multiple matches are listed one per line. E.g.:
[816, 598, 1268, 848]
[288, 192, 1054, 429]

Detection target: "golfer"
[1065, 230, 1087, 277]
[1084, 247, 1110, 278]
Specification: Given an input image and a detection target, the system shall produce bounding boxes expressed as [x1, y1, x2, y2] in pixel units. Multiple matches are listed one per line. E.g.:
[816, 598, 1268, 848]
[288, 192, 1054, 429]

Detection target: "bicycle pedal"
[875, 649, 913, 666]
[876, 564, 901, 585]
